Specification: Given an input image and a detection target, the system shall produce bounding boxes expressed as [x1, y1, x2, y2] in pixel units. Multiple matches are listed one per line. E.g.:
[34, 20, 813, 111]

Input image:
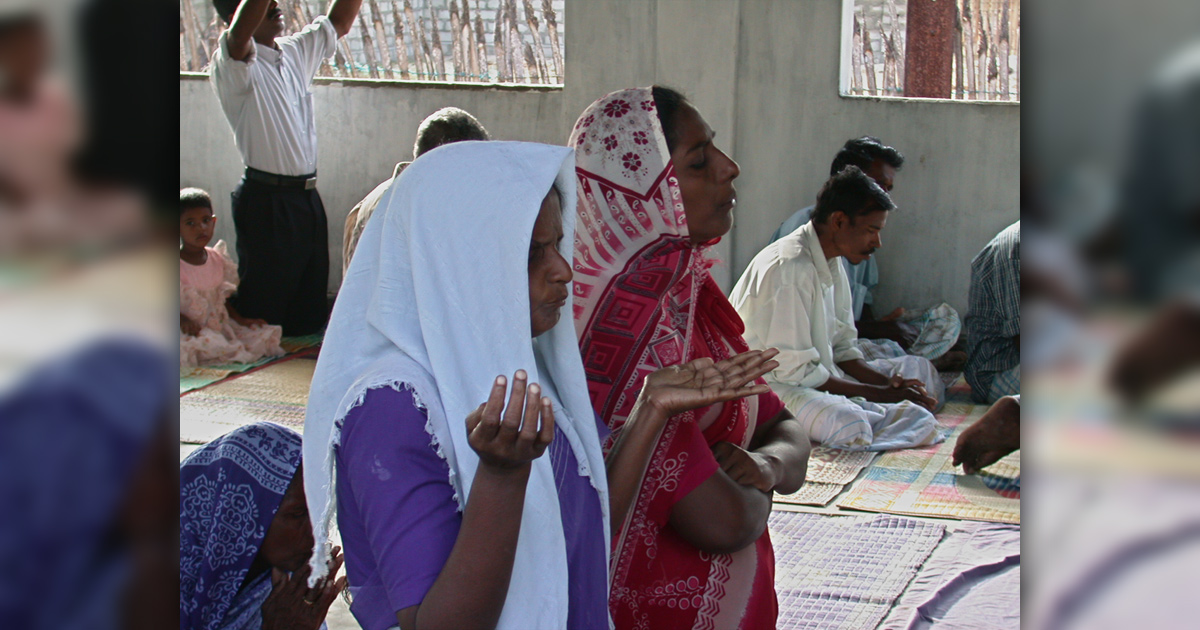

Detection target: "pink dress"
[180, 240, 284, 367]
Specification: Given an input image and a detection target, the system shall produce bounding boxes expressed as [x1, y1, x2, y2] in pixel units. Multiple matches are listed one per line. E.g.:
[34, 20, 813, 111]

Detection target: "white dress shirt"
[730, 220, 864, 389]
[210, 17, 337, 176]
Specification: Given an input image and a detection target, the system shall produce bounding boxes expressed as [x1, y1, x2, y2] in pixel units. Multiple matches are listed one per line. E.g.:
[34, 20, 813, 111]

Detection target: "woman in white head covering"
[303, 141, 776, 630]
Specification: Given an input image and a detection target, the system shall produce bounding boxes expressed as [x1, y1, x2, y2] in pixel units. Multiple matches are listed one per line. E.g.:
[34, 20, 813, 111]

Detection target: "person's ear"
[831, 211, 847, 231]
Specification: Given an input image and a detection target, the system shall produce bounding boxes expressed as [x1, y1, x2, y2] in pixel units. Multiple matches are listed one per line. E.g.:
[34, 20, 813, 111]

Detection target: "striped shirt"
[965, 221, 1021, 402]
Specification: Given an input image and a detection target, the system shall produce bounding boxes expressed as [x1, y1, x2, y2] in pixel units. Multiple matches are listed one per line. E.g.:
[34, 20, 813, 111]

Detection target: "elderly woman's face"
[668, 103, 741, 244]
[259, 467, 314, 572]
[528, 189, 573, 337]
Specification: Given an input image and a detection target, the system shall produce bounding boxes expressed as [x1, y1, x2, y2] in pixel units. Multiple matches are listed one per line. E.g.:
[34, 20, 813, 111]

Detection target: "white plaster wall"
[180, 0, 1019, 314]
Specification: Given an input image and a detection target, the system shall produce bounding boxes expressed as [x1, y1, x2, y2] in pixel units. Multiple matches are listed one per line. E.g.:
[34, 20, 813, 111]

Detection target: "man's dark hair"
[180, 187, 213, 215]
[829, 136, 904, 177]
[812, 166, 896, 224]
[212, 0, 240, 24]
[651, 85, 688, 153]
[413, 107, 491, 159]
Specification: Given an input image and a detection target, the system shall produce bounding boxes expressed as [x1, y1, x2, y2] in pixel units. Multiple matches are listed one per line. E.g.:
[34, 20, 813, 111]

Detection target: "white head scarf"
[303, 141, 609, 629]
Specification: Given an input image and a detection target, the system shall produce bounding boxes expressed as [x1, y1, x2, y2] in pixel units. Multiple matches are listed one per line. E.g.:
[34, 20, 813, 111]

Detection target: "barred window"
[179, 0, 565, 85]
[841, 0, 1018, 102]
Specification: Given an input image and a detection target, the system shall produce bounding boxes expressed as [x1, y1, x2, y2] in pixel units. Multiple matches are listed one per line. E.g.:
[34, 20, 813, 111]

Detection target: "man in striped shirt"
[965, 221, 1021, 403]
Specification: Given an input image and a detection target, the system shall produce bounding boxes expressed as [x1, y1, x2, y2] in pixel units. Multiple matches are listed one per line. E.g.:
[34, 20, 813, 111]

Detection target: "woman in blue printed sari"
[180, 422, 346, 630]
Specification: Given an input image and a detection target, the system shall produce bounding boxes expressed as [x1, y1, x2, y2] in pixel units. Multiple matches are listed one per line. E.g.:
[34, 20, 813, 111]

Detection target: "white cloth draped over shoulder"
[302, 142, 610, 630]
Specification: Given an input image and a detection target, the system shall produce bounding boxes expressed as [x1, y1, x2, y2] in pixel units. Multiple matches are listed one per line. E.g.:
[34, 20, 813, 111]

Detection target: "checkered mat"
[775, 447, 877, 507]
[835, 401, 1020, 524]
[770, 511, 946, 629]
[179, 334, 322, 394]
[179, 356, 315, 444]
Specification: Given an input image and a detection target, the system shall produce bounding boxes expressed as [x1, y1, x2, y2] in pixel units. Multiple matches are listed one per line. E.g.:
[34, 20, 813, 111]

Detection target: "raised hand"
[638, 349, 780, 417]
[712, 441, 780, 492]
[261, 548, 347, 630]
[466, 371, 555, 471]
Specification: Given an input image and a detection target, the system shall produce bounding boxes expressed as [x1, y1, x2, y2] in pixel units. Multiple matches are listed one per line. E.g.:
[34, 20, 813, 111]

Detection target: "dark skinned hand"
[235, 315, 270, 328]
[953, 396, 1020, 474]
[180, 314, 202, 337]
[872, 374, 938, 410]
[712, 441, 778, 492]
[864, 308, 920, 349]
[261, 547, 347, 630]
[467, 370, 555, 471]
[638, 349, 779, 417]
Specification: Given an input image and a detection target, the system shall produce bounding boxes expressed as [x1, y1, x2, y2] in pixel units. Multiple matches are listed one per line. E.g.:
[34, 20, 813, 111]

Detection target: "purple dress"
[335, 386, 609, 630]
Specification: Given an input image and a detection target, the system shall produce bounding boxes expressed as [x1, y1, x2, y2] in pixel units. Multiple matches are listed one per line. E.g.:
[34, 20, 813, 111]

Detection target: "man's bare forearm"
[326, 0, 365, 37]
[227, 0, 272, 60]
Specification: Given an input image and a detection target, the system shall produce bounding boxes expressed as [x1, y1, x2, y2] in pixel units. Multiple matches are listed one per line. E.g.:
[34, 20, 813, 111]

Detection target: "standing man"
[209, 0, 363, 335]
[771, 137, 964, 370]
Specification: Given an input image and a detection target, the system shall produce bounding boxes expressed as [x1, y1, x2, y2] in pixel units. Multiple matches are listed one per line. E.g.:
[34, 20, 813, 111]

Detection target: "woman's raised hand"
[467, 370, 555, 470]
[639, 349, 781, 417]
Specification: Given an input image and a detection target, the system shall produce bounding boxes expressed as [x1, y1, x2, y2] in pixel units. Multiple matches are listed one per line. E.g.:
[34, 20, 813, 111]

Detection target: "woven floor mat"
[770, 511, 946, 629]
[179, 334, 322, 394]
[836, 403, 1020, 524]
[179, 357, 316, 444]
[775, 447, 877, 507]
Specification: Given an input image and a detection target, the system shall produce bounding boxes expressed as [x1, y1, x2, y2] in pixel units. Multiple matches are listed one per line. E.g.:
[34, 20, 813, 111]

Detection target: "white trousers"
[771, 355, 946, 451]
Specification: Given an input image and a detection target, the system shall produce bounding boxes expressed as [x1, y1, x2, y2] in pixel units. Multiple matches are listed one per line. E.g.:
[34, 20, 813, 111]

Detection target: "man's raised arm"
[226, 0, 273, 61]
[326, 0, 365, 37]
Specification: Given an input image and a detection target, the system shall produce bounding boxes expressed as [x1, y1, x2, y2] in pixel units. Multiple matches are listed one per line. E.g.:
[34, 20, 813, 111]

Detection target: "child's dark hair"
[812, 166, 896, 224]
[180, 188, 213, 215]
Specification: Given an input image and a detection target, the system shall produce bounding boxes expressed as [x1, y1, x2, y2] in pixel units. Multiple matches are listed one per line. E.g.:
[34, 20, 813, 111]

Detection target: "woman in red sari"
[570, 86, 812, 630]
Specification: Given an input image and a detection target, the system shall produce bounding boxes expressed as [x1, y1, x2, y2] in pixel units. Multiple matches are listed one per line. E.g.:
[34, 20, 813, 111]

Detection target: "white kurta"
[210, 18, 337, 176]
[730, 221, 944, 450]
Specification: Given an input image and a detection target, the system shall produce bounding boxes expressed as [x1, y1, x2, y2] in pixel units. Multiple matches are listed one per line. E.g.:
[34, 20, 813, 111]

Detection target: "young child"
[180, 188, 284, 367]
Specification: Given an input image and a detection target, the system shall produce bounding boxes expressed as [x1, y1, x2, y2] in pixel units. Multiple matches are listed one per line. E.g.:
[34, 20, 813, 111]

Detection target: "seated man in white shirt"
[731, 166, 945, 450]
[771, 137, 965, 372]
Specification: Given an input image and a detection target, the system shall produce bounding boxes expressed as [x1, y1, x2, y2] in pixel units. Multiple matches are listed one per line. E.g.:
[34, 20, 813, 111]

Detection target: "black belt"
[244, 167, 318, 190]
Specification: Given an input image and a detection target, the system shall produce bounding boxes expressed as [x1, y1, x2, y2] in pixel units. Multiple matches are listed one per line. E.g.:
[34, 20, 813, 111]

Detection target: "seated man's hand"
[953, 396, 1020, 474]
[711, 441, 779, 493]
[870, 379, 937, 411]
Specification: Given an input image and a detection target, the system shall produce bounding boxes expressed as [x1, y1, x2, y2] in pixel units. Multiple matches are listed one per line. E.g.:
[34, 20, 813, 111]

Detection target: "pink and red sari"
[570, 87, 783, 630]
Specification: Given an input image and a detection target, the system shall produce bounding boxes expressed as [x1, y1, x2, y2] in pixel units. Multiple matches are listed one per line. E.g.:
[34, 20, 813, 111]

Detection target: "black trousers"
[230, 177, 330, 336]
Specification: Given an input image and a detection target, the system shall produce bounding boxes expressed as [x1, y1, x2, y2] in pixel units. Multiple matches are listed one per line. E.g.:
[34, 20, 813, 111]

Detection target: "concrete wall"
[180, 0, 1019, 315]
